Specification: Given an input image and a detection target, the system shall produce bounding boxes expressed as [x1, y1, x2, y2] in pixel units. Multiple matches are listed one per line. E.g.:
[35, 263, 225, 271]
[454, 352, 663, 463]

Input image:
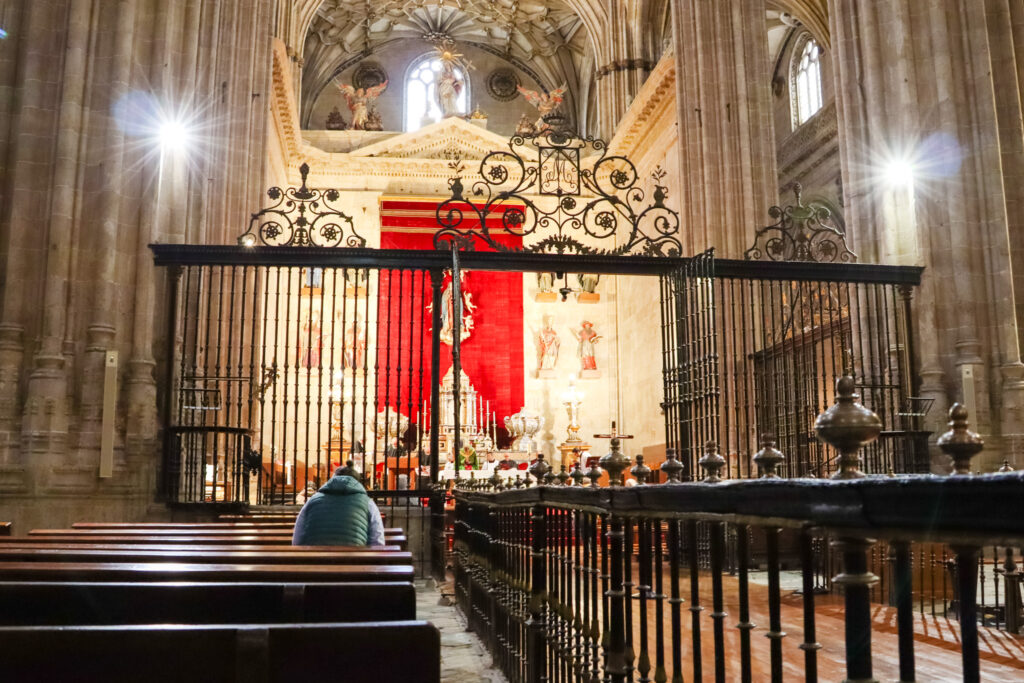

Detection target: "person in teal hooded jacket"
[292, 465, 385, 546]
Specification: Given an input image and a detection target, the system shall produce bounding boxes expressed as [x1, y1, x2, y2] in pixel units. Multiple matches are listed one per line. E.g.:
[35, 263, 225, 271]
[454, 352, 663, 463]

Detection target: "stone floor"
[416, 580, 507, 683]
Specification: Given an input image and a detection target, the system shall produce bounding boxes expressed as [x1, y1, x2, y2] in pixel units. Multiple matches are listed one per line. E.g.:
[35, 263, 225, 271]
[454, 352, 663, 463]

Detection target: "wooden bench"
[0, 620, 440, 683]
[0, 542, 403, 553]
[0, 581, 417, 625]
[0, 547, 413, 566]
[0, 522, 10, 536]
[72, 521, 299, 530]
[18, 530, 409, 549]
[0, 560, 414, 583]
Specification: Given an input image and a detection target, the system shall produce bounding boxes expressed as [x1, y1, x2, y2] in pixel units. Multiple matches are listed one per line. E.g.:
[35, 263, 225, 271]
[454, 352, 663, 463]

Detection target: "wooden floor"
[615, 569, 1024, 682]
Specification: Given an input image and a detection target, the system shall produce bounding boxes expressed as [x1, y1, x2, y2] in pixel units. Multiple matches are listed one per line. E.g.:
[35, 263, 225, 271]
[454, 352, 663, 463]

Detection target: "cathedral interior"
[2, 1, 1024, 681]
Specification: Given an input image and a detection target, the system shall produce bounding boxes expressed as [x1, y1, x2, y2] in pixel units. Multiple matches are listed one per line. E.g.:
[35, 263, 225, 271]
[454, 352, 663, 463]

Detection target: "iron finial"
[599, 437, 631, 486]
[814, 376, 882, 480]
[698, 440, 726, 483]
[660, 447, 684, 483]
[557, 464, 571, 487]
[937, 403, 984, 476]
[630, 455, 651, 485]
[753, 434, 784, 479]
[528, 453, 551, 485]
[587, 459, 602, 488]
[570, 462, 586, 487]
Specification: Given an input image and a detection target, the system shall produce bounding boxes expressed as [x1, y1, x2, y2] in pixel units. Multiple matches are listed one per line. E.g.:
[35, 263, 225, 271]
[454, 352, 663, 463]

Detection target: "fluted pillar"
[671, 0, 778, 256]
[828, 0, 1024, 465]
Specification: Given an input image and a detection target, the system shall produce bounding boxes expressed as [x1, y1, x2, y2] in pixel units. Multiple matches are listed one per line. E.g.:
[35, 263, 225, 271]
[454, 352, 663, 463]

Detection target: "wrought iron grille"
[434, 127, 681, 256]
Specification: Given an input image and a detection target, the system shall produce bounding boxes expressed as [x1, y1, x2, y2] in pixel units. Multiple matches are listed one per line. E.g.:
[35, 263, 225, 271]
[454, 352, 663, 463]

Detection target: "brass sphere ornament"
[698, 440, 726, 483]
[937, 403, 984, 475]
[814, 376, 882, 480]
[660, 447, 684, 483]
[752, 433, 785, 479]
[599, 436, 631, 486]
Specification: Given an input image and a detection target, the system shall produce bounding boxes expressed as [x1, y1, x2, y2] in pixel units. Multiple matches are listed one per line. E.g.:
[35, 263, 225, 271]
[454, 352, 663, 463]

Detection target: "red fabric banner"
[377, 198, 525, 445]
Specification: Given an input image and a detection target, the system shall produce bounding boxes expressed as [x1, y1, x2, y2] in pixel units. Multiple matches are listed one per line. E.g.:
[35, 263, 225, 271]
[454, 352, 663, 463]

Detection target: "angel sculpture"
[338, 80, 389, 130]
[517, 84, 568, 131]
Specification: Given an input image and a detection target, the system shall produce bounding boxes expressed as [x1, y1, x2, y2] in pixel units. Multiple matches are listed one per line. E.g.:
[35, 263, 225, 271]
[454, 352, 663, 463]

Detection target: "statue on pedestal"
[517, 84, 568, 131]
[325, 106, 347, 130]
[537, 316, 560, 377]
[338, 80, 388, 130]
[575, 321, 601, 376]
[436, 59, 463, 118]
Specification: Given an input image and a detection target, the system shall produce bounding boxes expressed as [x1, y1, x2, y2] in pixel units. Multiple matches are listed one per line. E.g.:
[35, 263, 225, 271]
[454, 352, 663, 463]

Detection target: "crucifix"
[593, 421, 633, 485]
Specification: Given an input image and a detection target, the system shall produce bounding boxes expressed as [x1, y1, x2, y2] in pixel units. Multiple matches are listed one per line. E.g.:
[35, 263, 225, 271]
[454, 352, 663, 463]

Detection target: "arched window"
[405, 55, 470, 132]
[792, 36, 823, 127]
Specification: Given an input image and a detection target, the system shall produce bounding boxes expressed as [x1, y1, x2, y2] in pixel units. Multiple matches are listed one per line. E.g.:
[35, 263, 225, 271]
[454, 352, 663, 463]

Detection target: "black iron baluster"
[528, 503, 548, 683]
[686, 520, 703, 682]
[764, 526, 785, 683]
[891, 540, 915, 682]
[589, 511, 601, 683]
[668, 519, 683, 683]
[637, 517, 652, 683]
[799, 528, 820, 682]
[624, 518, 635, 679]
[653, 520, 666, 683]
[709, 521, 726, 682]
[735, 524, 753, 683]
[606, 513, 628, 683]
[953, 545, 981, 683]
[833, 537, 877, 683]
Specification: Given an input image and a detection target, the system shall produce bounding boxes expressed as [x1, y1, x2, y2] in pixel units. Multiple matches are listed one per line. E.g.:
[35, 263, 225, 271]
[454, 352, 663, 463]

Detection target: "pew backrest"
[0, 620, 440, 683]
[0, 560, 414, 583]
[0, 547, 413, 565]
[0, 581, 417, 625]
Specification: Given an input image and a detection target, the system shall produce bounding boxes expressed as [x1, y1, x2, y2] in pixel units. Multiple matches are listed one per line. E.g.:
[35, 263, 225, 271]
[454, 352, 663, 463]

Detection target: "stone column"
[828, 0, 1024, 466]
[671, 0, 778, 257]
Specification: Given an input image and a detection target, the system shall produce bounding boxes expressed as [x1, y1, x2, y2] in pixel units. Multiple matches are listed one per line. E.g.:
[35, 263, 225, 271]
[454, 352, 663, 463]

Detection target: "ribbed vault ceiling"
[302, 0, 590, 127]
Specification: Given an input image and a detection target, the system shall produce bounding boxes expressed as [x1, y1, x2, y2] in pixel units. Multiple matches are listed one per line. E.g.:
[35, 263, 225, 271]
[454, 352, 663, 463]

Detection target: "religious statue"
[338, 80, 388, 130]
[298, 313, 321, 369]
[537, 316, 560, 377]
[325, 106, 347, 130]
[363, 105, 384, 131]
[428, 270, 476, 346]
[517, 84, 568, 131]
[537, 272, 554, 293]
[436, 59, 464, 118]
[577, 273, 599, 294]
[574, 321, 601, 375]
[344, 319, 366, 370]
[515, 113, 537, 137]
[576, 273, 600, 302]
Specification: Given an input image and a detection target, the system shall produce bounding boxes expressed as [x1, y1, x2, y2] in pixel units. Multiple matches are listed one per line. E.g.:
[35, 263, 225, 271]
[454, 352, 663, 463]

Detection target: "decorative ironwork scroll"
[435, 123, 682, 256]
[745, 183, 855, 263]
[236, 163, 365, 248]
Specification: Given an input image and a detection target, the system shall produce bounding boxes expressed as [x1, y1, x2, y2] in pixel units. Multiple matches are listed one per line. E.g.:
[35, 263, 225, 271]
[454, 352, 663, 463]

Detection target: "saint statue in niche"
[577, 273, 599, 294]
[537, 272, 554, 293]
[338, 80, 389, 130]
[344, 318, 366, 370]
[436, 59, 463, 118]
[428, 270, 476, 346]
[537, 316, 560, 377]
[574, 321, 601, 375]
[298, 313, 322, 369]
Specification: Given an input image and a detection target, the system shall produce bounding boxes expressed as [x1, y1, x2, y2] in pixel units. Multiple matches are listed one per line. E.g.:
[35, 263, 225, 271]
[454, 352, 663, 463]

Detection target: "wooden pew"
[19, 529, 409, 549]
[0, 542, 402, 553]
[0, 581, 417, 625]
[0, 560, 414, 582]
[72, 521, 298, 530]
[33, 526, 404, 537]
[0, 620, 440, 683]
[0, 522, 10, 536]
[0, 547, 413, 566]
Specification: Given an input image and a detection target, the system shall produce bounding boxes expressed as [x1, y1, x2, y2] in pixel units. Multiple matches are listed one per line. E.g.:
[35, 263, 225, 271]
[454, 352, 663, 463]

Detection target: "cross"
[593, 420, 633, 442]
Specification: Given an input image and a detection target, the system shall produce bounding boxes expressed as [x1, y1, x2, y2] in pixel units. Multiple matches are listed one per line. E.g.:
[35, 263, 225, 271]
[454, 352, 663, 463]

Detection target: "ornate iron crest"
[236, 163, 365, 248]
[745, 184, 855, 263]
[434, 123, 682, 256]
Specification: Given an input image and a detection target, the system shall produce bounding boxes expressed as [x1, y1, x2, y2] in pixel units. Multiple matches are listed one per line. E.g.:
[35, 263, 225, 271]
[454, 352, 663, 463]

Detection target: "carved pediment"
[346, 117, 511, 161]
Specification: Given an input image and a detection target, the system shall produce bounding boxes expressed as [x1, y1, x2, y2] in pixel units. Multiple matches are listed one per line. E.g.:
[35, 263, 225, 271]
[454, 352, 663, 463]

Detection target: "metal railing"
[452, 396, 1022, 683]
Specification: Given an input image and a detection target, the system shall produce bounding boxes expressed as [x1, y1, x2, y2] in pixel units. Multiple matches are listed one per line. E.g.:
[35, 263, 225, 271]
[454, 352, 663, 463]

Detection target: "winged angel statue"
[517, 84, 568, 131]
[338, 80, 389, 130]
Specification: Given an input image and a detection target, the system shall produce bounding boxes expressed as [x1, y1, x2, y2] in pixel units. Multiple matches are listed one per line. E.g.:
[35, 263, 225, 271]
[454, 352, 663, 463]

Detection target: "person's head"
[335, 460, 358, 478]
[305, 481, 317, 495]
[447, 452, 455, 463]
[486, 452, 495, 462]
